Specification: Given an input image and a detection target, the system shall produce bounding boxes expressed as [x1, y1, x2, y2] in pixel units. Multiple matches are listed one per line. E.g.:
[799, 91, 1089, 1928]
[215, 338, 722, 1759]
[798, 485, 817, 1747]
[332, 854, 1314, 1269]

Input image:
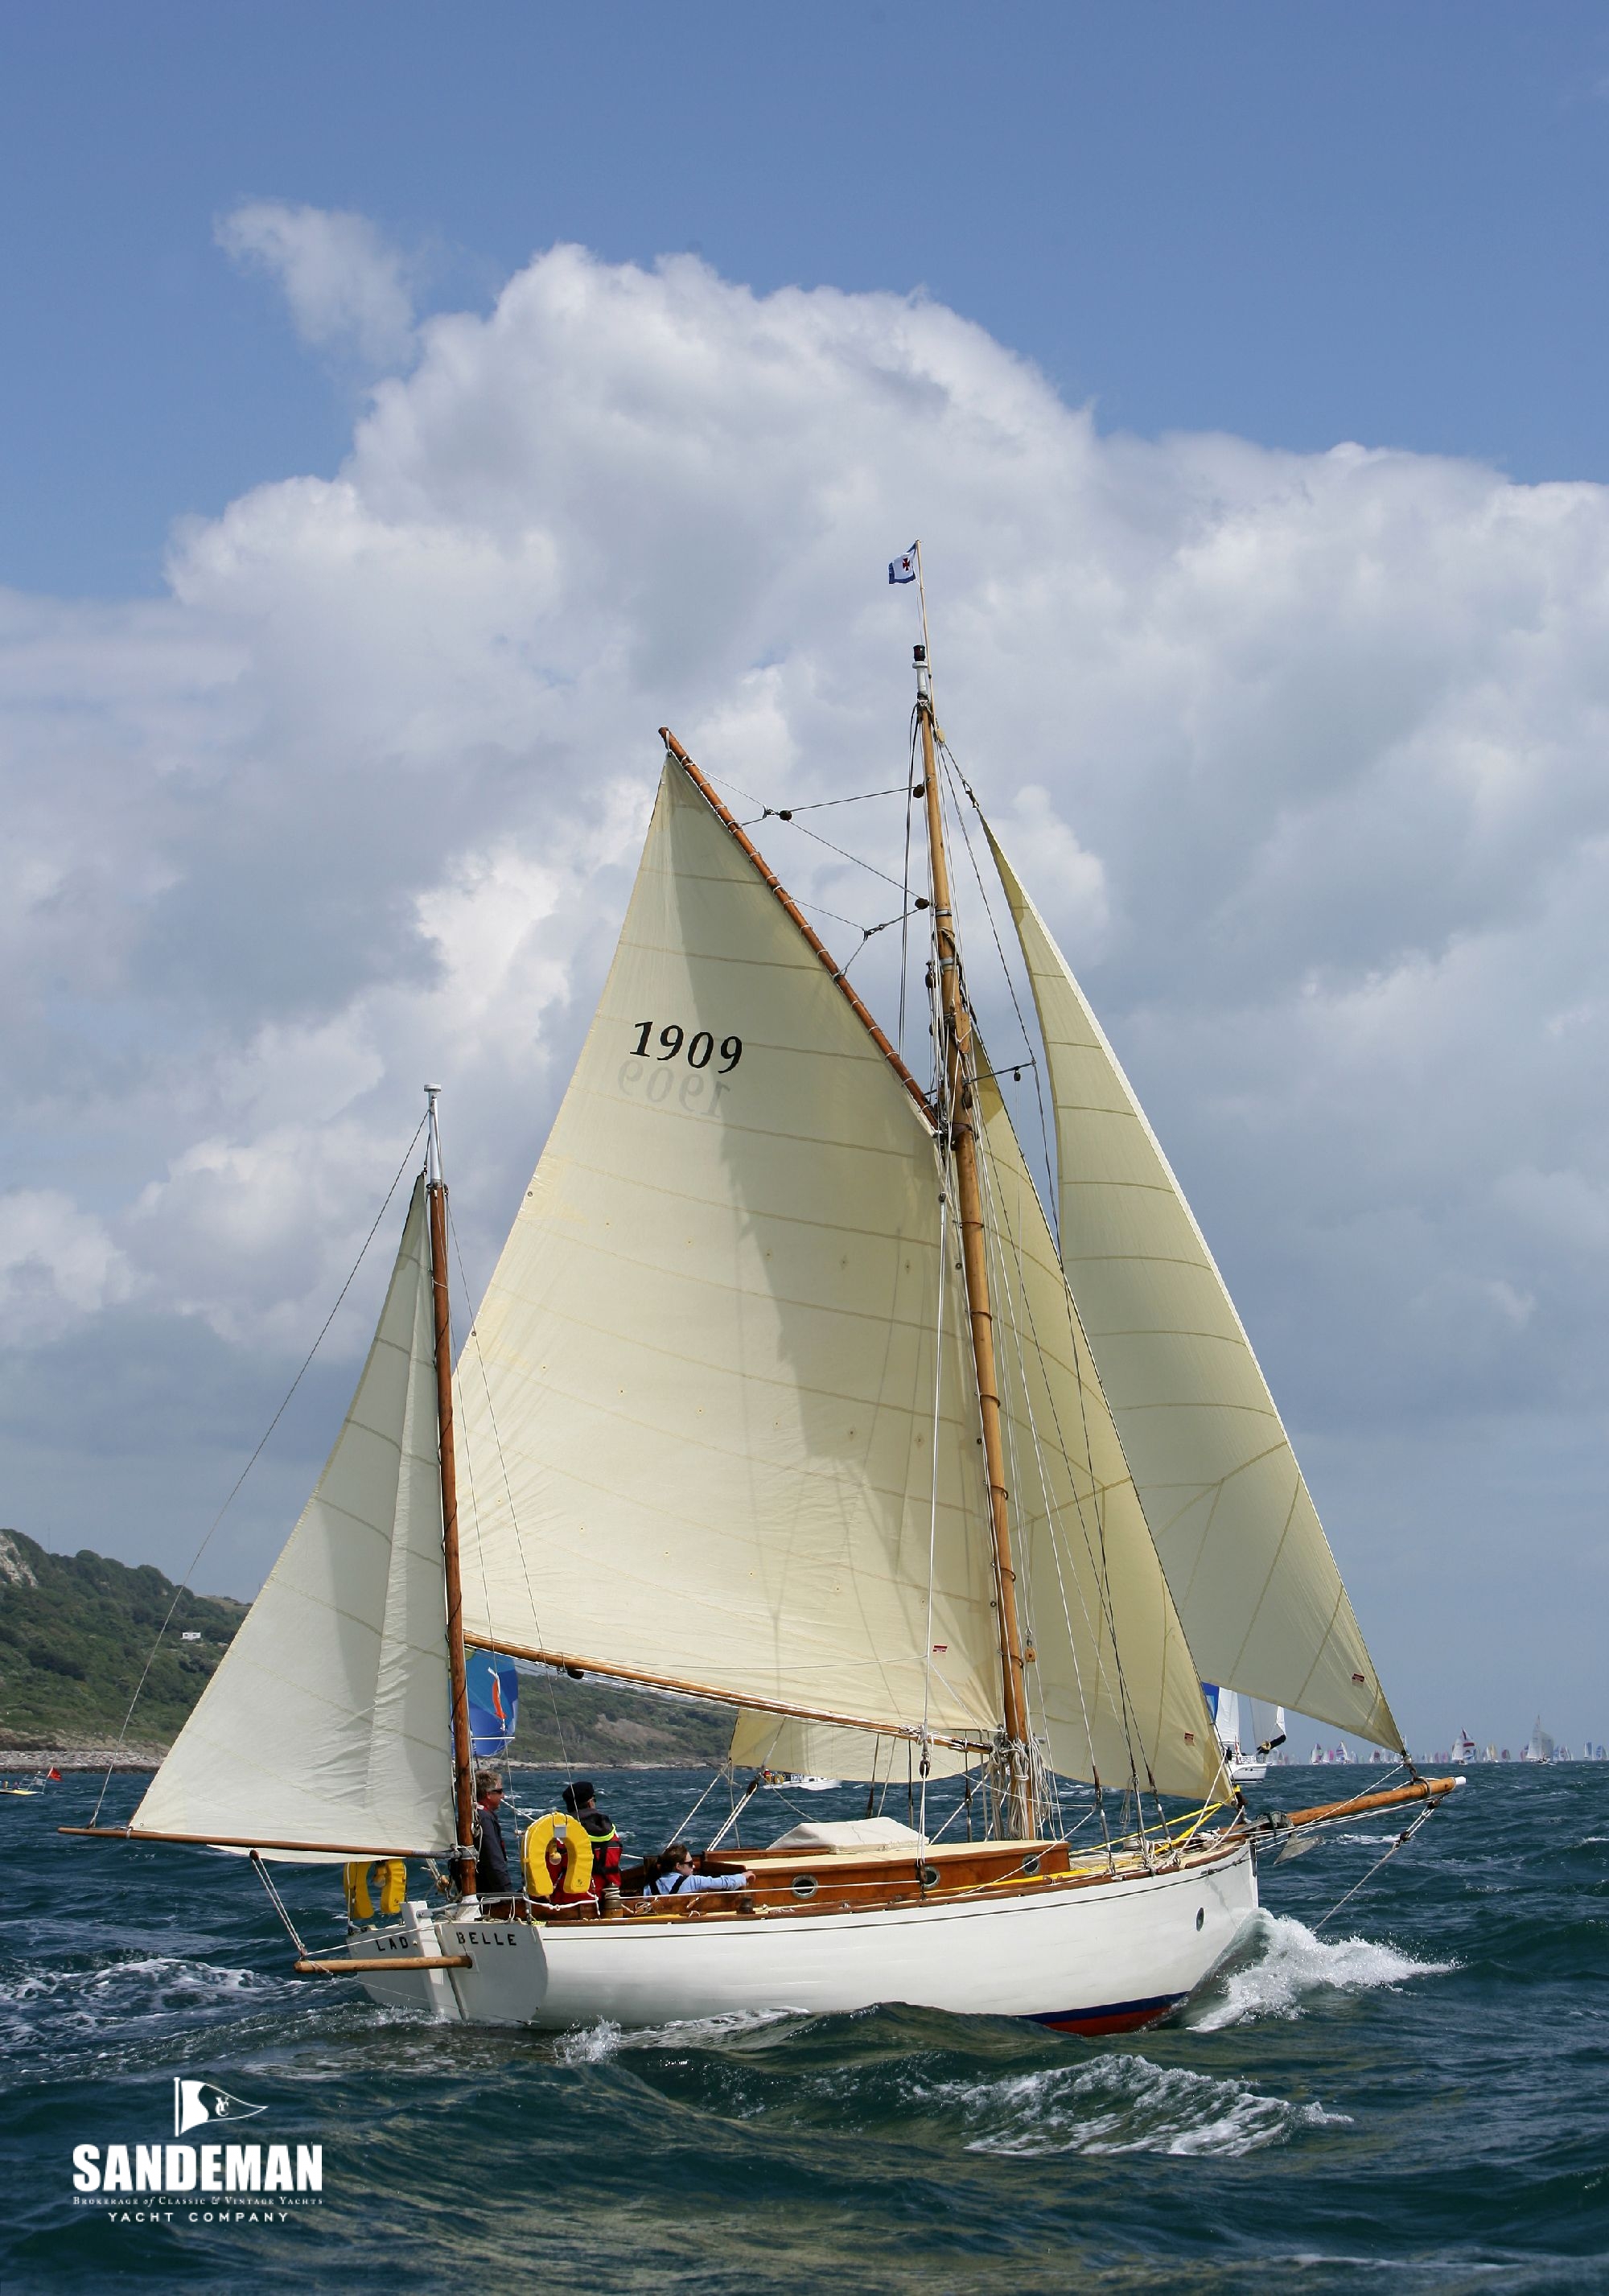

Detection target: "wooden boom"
[296, 1955, 472, 1975]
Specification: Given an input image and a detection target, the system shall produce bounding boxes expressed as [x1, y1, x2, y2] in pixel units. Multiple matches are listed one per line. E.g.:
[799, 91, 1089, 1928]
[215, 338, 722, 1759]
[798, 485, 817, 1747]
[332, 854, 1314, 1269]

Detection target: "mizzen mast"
[909, 555, 1035, 1837]
[426, 1088, 477, 1898]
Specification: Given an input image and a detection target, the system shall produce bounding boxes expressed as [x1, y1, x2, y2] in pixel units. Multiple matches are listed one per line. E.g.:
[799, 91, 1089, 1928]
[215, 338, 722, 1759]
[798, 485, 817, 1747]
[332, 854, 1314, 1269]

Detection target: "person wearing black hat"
[562, 1779, 623, 1911]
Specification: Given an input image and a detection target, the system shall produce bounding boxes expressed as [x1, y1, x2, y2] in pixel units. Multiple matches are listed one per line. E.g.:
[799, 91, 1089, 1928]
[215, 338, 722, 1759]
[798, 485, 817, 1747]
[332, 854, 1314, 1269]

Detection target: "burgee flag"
[888, 544, 918, 585]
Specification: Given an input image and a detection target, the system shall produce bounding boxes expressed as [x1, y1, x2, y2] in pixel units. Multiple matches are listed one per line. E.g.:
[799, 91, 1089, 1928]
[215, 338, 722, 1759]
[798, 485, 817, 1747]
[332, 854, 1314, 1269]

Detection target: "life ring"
[344, 1858, 407, 1922]
[523, 1813, 595, 1900]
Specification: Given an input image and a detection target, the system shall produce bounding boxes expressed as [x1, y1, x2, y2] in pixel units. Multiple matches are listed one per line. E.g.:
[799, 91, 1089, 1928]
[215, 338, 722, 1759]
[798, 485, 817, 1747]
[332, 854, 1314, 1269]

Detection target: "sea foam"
[1183, 1910, 1455, 2031]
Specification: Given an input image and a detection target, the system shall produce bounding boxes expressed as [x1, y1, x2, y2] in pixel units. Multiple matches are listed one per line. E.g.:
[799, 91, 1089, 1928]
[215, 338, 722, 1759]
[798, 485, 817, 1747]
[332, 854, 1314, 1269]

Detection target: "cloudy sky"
[4, 6, 1608, 1755]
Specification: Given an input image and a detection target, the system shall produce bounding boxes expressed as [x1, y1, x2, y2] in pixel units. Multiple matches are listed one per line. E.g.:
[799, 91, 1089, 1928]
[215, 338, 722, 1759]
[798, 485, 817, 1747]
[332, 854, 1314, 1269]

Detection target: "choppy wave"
[925, 2051, 1345, 2158]
[1183, 1911, 1455, 2031]
[5, 1764, 1604, 2294]
[557, 2004, 809, 2064]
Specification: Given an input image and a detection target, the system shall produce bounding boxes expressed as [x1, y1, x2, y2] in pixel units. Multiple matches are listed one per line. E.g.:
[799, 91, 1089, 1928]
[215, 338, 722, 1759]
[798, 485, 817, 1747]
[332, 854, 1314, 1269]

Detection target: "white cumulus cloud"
[3, 223, 1607, 1738]
[217, 201, 418, 367]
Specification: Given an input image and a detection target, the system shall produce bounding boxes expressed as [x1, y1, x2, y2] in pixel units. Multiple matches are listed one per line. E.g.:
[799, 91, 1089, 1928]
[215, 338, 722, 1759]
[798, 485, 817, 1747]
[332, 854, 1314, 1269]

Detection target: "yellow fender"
[344, 1858, 407, 1922]
[523, 1813, 594, 1899]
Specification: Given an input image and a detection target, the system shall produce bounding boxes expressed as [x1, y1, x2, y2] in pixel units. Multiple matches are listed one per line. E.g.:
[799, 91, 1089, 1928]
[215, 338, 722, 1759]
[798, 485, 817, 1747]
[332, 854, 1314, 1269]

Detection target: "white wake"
[1183, 1910, 1455, 2031]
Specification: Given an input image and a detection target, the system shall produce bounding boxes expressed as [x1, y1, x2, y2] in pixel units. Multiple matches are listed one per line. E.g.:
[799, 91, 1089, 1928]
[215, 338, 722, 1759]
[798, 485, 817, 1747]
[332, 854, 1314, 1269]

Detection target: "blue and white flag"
[888, 544, 918, 585]
[467, 1647, 519, 1757]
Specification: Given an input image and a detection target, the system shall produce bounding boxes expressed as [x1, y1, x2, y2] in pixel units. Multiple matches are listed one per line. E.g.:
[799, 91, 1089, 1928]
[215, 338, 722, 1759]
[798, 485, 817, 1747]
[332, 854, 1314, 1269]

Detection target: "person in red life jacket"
[562, 1780, 623, 1911]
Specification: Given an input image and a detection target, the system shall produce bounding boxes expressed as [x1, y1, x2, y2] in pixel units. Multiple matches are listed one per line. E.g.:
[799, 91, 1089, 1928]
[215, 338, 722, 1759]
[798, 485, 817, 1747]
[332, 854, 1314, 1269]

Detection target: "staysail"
[454, 759, 1002, 1744]
[974, 1066, 1227, 1803]
[131, 1176, 458, 1855]
[986, 829, 1401, 1751]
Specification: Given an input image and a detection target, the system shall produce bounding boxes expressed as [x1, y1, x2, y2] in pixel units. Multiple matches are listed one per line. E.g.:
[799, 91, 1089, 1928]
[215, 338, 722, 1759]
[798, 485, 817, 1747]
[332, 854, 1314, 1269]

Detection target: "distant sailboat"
[79, 560, 1459, 2035]
[1528, 1718, 1555, 1764]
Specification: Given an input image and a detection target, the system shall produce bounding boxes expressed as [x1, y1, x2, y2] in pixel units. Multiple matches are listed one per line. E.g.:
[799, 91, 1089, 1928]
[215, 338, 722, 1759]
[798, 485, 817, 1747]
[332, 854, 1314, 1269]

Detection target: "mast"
[909, 557, 1036, 1837]
[426, 1088, 477, 1897]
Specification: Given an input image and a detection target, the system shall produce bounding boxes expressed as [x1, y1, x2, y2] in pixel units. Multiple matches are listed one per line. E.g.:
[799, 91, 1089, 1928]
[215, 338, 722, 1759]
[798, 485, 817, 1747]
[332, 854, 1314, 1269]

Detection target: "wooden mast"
[426, 1088, 477, 1898]
[910, 560, 1035, 1837]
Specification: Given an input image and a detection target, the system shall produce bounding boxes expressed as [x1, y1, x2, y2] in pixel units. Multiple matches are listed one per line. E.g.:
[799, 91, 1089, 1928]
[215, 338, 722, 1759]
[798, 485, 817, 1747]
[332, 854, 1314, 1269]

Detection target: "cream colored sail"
[454, 760, 1002, 1743]
[975, 1067, 1228, 1803]
[729, 1710, 973, 1783]
[132, 1177, 458, 1855]
[986, 831, 1400, 1750]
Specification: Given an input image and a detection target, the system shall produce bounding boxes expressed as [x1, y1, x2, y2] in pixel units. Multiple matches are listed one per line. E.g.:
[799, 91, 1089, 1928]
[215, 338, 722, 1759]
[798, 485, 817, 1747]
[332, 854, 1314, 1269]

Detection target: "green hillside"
[0, 1528, 734, 1766]
[0, 1528, 245, 1748]
[507, 1669, 731, 1768]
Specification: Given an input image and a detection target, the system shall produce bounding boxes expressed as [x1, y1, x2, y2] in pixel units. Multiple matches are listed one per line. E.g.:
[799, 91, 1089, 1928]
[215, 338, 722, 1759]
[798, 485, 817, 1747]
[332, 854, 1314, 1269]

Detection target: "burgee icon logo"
[174, 2078, 266, 2135]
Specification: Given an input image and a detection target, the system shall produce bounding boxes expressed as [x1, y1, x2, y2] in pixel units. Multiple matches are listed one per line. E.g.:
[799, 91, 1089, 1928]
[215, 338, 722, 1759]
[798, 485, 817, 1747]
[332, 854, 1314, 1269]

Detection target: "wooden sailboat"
[82, 574, 1459, 2035]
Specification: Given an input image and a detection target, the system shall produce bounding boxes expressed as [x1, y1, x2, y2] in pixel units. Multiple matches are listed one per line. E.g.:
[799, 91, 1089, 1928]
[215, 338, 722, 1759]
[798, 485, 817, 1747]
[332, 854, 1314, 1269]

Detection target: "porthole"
[920, 1864, 941, 1889]
[1195, 1906, 1205, 1931]
[1019, 1852, 1043, 1877]
[791, 1874, 819, 1900]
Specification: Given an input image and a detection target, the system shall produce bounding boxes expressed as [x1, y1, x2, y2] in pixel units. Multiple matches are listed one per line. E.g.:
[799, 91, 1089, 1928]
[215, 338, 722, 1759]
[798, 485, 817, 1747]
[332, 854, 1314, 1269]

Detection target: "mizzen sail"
[131, 1176, 458, 1854]
[986, 830, 1400, 1751]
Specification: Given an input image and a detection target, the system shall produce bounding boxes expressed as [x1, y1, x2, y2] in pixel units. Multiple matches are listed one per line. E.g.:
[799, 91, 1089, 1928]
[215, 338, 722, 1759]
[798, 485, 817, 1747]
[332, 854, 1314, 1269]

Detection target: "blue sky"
[4, 4, 1609, 1756]
[8, 4, 1609, 595]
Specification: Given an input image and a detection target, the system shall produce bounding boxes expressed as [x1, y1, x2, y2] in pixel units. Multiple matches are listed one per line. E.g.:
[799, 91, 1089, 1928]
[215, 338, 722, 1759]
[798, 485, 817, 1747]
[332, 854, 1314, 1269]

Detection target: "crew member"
[646, 1843, 755, 1897]
[562, 1779, 623, 1909]
[473, 1768, 513, 1907]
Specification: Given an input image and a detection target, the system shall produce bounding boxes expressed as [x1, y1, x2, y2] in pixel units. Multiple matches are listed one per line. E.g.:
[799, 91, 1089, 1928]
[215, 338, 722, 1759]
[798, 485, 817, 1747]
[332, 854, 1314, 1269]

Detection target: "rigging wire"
[446, 1199, 578, 1792]
[917, 1183, 953, 1849]
[937, 743, 1062, 1241]
[1311, 1797, 1444, 1932]
[90, 1113, 428, 1829]
[897, 710, 920, 1062]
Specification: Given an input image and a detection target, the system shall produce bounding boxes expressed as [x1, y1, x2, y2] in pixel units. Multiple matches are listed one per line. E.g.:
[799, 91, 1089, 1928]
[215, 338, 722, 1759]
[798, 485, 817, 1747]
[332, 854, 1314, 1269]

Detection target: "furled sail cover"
[455, 760, 1001, 1740]
[133, 1177, 457, 1854]
[728, 1710, 973, 1784]
[986, 830, 1401, 1751]
[975, 1068, 1227, 1803]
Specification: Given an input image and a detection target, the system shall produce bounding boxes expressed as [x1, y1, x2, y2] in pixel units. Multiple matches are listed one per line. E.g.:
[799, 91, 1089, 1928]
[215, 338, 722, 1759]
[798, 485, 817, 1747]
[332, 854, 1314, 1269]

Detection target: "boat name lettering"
[630, 1022, 743, 1071]
[454, 1928, 519, 1947]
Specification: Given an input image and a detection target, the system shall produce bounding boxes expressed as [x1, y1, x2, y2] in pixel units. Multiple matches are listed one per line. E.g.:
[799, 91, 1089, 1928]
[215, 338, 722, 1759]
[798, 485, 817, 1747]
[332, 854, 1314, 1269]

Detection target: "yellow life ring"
[523, 1813, 594, 1899]
[344, 1858, 407, 1922]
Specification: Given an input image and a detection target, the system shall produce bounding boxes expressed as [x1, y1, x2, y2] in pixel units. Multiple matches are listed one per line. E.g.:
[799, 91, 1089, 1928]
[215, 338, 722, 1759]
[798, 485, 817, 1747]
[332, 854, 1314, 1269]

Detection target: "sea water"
[2, 1763, 1605, 2292]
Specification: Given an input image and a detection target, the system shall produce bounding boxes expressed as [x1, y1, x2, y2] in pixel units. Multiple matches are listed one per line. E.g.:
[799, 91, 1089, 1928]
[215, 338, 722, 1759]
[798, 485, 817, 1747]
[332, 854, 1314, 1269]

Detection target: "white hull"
[351, 1840, 1257, 2039]
[1228, 1757, 1268, 1784]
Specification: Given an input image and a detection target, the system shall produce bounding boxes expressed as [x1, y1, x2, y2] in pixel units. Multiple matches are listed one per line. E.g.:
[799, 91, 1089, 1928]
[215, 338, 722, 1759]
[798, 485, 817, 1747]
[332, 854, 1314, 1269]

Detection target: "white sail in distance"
[132, 1177, 458, 1856]
[985, 829, 1401, 1751]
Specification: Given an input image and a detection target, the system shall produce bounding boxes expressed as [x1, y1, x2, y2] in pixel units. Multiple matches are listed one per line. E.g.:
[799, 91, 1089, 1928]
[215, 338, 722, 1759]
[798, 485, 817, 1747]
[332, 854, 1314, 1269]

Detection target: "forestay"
[986, 830, 1401, 1751]
[974, 1068, 1227, 1803]
[454, 760, 1002, 1742]
[131, 1178, 458, 1856]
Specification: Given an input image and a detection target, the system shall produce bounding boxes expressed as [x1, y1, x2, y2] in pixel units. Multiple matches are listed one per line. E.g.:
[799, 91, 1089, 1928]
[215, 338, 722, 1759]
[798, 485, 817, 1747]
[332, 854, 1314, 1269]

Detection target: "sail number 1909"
[630, 1022, 743, 1072]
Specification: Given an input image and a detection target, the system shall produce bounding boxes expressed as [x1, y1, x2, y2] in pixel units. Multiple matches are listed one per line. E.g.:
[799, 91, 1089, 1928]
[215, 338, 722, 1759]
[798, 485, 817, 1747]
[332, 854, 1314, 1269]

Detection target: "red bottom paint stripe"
[1029, 1994, 1185, 2037]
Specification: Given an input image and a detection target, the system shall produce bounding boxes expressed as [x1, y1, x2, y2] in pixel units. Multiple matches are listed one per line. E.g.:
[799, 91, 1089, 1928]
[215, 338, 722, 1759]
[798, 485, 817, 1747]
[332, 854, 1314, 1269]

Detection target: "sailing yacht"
[1206, 1688, 1286, 1785]
[84, 570, 1456, 2035]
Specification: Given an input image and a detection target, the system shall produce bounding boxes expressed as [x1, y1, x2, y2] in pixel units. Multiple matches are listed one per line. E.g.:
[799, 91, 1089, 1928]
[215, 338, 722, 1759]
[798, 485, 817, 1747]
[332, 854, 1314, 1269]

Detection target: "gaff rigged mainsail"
[452, 757, 1225, 1800]
[985, 829, 1401, 1752]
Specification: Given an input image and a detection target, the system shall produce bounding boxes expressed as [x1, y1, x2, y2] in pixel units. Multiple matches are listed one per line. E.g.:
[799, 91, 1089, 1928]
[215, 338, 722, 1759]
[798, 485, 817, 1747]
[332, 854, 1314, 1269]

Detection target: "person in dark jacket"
[473, 1769, 513, 1906]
